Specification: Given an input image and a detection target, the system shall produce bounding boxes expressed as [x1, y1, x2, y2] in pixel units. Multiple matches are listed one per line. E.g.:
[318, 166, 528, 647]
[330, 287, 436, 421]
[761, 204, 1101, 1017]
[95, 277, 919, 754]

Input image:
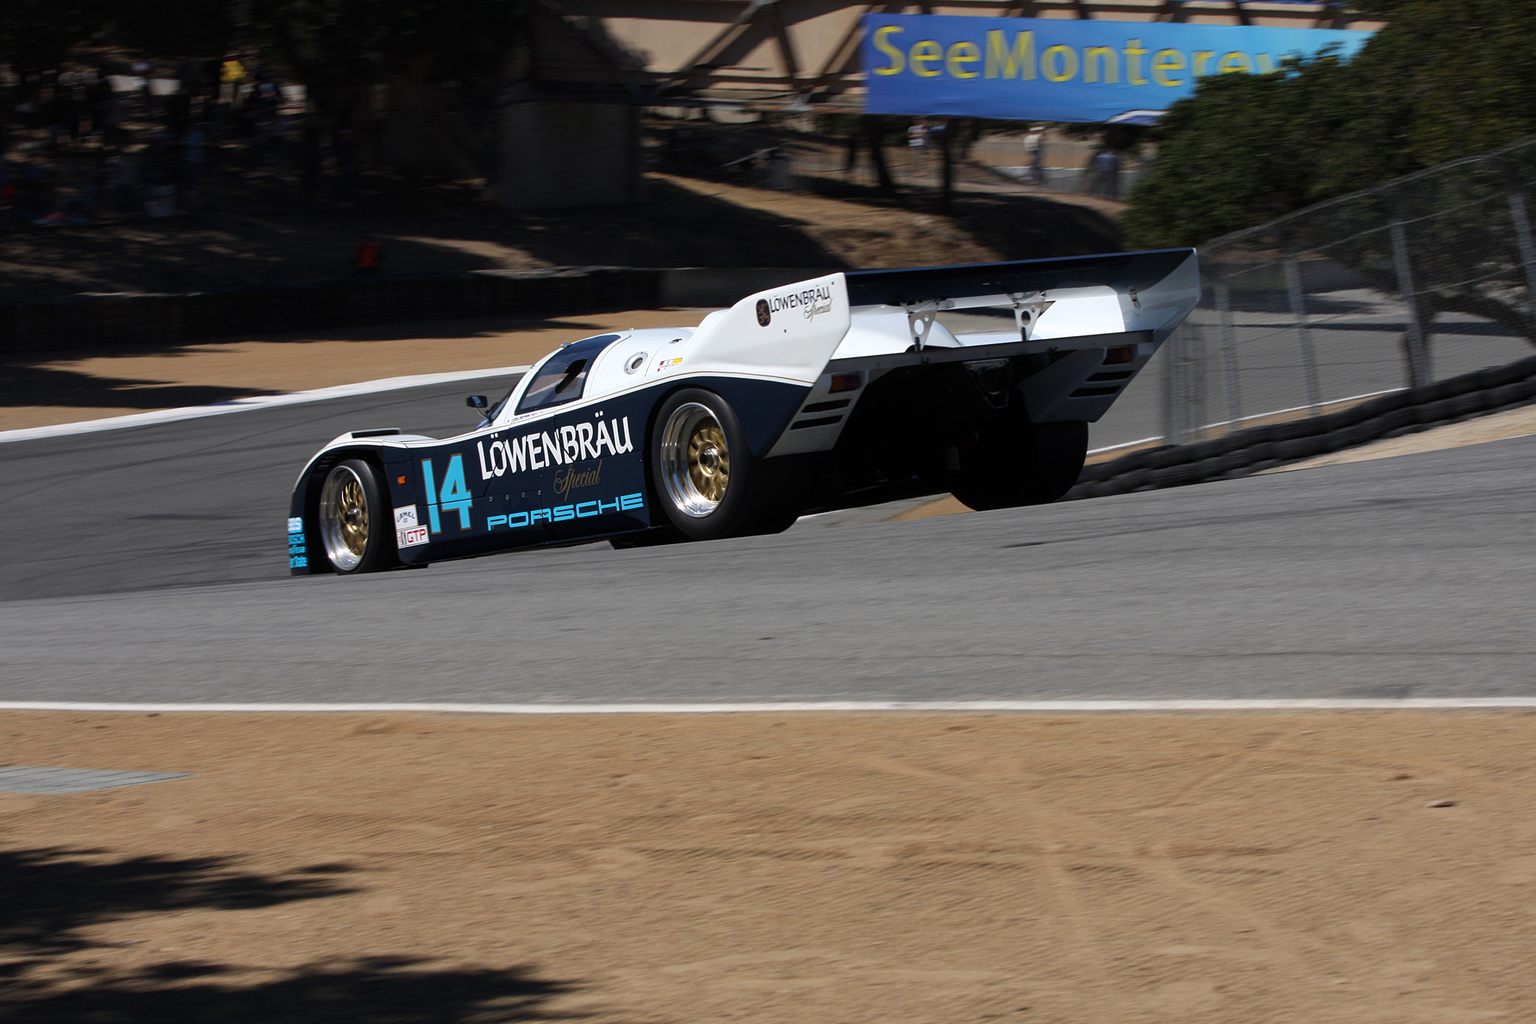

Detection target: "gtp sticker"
[397, 525, 430, 549]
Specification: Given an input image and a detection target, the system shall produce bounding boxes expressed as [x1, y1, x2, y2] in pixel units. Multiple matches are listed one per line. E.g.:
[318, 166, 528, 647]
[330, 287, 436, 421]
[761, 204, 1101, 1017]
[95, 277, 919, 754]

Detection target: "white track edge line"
[2, 698, 1534, 714]
[0, 365, 533, 445]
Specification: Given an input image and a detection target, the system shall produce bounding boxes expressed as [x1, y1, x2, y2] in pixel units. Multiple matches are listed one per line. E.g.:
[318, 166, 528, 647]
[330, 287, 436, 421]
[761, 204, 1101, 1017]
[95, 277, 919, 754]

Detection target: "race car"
[288, 249, 1198, 575]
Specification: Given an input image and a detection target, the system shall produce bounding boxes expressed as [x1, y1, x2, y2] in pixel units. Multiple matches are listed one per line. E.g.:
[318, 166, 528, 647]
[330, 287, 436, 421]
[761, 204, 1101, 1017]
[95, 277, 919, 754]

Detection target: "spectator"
[43, 83, 66, 152]
[88, 72, 115, 139]
[219, 55, 246, 107]
[106, 147, 139, 216]
[131, 60, 154, 119]
[1024, 126, 1045, 184]
[300, 125, 323, 199]
[908, 118, 928, 175]
[165, 89, 191, 139]
[334, 127, 360, 203]
[1101, 148, 1120, 199]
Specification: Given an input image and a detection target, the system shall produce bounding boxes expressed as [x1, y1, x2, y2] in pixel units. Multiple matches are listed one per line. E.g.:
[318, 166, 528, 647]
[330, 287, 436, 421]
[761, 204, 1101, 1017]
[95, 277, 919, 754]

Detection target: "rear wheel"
[651, 389, 796, 541]
[317, 458, 396, 574]
[951, 419, 1088, 511]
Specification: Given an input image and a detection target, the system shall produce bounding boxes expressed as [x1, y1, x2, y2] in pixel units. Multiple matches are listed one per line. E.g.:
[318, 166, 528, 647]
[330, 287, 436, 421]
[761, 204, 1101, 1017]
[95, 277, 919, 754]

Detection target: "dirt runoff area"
[2, 710, 1535, 1023]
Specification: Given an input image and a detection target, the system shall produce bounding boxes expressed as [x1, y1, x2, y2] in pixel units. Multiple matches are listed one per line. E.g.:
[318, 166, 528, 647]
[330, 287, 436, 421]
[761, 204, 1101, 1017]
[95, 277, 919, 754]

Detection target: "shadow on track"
[0, 365, 279, 412]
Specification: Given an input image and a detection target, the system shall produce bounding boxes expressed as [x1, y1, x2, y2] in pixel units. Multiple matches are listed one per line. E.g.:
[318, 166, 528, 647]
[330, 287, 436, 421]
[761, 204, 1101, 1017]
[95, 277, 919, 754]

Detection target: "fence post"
[1183, 318, 1208, 442]
[1215, 277, 1243, 431]
[1281, 255, 1324, 413]
[1505, 185, 1536, 321]
[1486, 157, 1536, 330]
[1386, 200, 1432, 387]
[1160, 324, 1187, 445]
[1160, 320, 1207, 445]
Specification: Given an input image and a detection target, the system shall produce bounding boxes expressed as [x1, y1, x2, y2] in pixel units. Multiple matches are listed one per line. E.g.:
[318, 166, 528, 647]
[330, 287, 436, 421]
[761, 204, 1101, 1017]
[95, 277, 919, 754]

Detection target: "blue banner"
[862, 14, 1371, 123]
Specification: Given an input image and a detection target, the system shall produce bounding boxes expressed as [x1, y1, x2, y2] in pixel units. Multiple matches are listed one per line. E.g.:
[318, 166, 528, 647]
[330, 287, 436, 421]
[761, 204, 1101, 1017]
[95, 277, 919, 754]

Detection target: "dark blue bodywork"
[288, 376, 808, 574]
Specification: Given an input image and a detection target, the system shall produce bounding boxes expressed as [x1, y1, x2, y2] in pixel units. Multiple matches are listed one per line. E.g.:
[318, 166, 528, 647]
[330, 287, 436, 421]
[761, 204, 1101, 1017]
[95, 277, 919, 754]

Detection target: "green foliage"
[1124, 1, 1536, 247]
[1121, 54, 1354, 247]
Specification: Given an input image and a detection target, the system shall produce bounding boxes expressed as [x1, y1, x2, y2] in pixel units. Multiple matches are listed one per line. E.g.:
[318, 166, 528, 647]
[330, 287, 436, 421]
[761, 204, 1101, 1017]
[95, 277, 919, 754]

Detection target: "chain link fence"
[1156, 136, 1536, 446]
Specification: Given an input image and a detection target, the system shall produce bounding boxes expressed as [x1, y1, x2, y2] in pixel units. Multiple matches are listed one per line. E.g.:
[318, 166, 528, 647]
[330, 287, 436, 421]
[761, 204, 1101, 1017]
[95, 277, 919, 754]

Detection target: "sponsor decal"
[289, 555, 308, 568]
[656, 357, 683, 372]
[554, 460, 603, 499]
[755, 298, 771, 327]
[287, 517, 306, 568]
[476, 415, 633, 481]
[394, 505, 420, 530]
[487, 492, 645, 530]
[397, 525, 430, 549]
[763, 282, 835, 322]
[862, 13, 1370, 124]
[287, 516, 304, 534]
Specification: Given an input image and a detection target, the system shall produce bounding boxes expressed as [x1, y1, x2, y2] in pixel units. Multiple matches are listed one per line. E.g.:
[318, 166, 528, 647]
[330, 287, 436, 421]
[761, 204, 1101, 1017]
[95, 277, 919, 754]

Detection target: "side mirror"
[466, 395, 488, 410]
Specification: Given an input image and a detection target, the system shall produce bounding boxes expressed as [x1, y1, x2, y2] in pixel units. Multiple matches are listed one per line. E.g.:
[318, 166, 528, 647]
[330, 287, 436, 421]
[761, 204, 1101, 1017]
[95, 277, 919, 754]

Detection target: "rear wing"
[756, 250, 1200, 456]
[844, 248, 1199, 349]
[684, 249, 1198, 386]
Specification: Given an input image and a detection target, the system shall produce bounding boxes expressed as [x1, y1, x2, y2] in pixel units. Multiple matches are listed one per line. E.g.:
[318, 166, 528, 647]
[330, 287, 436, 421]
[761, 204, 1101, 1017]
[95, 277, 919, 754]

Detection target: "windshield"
[515, 334, 623, 415]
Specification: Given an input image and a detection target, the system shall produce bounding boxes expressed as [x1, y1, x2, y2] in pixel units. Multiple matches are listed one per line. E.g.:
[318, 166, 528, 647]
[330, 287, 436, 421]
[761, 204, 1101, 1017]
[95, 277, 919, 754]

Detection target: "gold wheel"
[687, 421, 730, 504]
[319, 461, 377, 572]
[659, 401, 732, 518]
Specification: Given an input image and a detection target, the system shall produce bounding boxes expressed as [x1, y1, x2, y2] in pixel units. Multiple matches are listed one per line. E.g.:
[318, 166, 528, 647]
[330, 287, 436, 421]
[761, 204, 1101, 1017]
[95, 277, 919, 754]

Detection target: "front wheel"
[951, 419, 1089, 511]
[316, 458, 396, 574]
[650, 389, 796, 541]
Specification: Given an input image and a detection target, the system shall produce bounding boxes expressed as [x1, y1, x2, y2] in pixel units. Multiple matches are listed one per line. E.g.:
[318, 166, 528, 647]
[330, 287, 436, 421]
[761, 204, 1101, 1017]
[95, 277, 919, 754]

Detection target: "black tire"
[650, 388, 796, 541]
[951, 419, 1089, 511]
[315, 458, 396, 574]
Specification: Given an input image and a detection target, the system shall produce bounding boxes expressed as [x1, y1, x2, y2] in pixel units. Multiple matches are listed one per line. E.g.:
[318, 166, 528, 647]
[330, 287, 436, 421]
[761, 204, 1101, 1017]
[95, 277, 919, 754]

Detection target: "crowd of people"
[0, 56, 359, 228]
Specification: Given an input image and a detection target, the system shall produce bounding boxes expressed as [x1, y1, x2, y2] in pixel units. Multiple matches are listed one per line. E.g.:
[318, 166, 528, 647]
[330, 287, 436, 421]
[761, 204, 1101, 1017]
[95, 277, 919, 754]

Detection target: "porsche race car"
[288, 249, 1198, 575]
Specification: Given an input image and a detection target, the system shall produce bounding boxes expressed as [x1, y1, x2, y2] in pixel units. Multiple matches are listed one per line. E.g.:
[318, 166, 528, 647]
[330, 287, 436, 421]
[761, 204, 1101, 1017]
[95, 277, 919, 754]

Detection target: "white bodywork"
[300, 250, 1199, 471]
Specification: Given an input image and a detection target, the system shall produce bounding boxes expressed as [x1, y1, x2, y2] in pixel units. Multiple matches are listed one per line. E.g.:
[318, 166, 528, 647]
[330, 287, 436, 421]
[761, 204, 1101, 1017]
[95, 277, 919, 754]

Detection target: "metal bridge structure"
[467, 1, 1376, 205]
[526, 0, 1375, 114]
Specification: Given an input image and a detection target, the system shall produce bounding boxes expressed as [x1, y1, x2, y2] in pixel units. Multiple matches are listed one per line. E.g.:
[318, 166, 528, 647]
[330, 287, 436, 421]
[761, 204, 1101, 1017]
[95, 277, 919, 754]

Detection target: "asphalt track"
[1, 374, 527, 602]
[2, 369, 1534, 705]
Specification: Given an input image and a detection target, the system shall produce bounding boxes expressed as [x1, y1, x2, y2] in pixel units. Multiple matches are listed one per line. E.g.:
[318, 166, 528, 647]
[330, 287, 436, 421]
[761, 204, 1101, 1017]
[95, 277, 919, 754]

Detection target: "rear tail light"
[829, 373, 862, 393]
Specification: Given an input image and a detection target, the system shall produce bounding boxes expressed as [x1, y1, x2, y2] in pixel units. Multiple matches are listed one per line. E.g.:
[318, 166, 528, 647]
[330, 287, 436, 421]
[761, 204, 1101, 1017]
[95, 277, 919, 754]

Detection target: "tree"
[1123, 0, 1536, 248]
[1120, 52, 1357, 247]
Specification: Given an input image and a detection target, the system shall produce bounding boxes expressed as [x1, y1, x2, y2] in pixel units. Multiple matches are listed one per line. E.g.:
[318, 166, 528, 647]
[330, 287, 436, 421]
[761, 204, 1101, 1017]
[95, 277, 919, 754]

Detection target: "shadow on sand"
[0, 847, 586, 1022]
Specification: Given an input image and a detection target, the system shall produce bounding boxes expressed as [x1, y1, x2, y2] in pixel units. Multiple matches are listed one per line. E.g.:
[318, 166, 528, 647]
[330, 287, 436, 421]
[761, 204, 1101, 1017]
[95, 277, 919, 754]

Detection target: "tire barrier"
[1068, 352, 1536, 501]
